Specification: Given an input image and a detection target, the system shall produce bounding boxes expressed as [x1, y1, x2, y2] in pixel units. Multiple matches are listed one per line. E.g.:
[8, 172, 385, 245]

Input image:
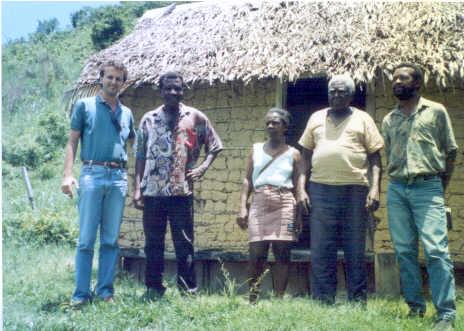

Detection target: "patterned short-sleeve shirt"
[381, 97, 458, 179]
[136, 103, 223, 197]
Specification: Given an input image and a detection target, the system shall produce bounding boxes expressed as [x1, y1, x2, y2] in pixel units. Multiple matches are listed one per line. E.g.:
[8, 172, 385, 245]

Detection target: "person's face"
[160, 78, 184, 107]
[328, 81, 353, 111]
[265, 113, 287, 138]
[392, 67, 420, 100]
[100, 66, 124, 97]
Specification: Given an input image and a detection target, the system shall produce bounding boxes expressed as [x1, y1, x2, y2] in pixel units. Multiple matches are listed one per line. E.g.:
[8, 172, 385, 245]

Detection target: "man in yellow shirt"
[299, 74, 383, 304]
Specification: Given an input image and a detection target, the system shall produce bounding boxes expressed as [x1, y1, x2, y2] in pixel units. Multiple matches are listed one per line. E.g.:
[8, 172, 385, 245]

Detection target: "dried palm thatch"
[73, 1, 464, 98]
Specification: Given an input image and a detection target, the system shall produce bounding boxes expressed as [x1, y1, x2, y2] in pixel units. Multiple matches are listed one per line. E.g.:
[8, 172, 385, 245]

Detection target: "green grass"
[4, 242, 464, 331]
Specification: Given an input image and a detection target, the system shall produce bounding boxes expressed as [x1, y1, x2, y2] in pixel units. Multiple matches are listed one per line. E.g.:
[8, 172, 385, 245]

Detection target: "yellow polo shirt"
[298, 107, 384, 186]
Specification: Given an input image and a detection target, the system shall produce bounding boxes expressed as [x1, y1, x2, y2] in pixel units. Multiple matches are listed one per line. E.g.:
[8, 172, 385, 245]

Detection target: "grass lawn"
[3, 242, 463, 331]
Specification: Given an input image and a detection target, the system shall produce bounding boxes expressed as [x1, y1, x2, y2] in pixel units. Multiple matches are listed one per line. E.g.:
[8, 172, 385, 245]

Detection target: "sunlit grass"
[3, 241, 463, 331]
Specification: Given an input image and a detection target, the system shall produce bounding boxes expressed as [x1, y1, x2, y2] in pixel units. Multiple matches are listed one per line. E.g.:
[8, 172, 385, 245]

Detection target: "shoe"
[313, 296, 335, 306]
[103, 296, 114, 303]
[350, 299, 367, 310]
[179, 287, 198, 297]
[434, 319, 454, 331]
[249, 291, 258, 304]
[70, 298, 89, 309]
[142, 287, 165, 302]
[407, 308, 425, 318]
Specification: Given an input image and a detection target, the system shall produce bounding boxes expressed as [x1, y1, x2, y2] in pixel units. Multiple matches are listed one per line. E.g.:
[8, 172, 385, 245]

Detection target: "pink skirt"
[248, 185, 296, 242]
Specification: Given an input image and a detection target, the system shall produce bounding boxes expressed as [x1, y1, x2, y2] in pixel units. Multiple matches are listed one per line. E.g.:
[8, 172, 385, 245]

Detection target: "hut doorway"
[285, 76, 366, 248]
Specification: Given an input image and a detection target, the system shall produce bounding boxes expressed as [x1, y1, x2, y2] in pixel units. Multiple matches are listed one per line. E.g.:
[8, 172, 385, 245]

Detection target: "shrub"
[18, 209, 78, 245]
[3, 110, 68, 169]
[71, 7, 94, 28]
[36, 18, 59, 35]
[91, 14, 124, 50]
[3, 138, 44, 168]
[36, 111, 68, 158]
[1, 163, 20, 180]
[38, 164, 56, 180]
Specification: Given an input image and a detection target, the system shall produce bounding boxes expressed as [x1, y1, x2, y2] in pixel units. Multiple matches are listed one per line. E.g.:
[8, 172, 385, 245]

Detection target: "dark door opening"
[286, 76, 366, 248]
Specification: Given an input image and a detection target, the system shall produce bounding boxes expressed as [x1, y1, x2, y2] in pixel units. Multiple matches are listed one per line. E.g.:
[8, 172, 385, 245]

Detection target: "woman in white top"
[237, 108, 305, 302]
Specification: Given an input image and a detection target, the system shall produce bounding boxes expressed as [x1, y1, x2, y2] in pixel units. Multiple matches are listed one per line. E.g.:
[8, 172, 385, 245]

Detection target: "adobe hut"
[70, 1, 464, 294]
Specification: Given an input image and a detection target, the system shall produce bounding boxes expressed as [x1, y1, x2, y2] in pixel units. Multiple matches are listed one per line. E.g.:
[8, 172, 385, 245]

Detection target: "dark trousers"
[143, 196, 196, 291]
[309, 182, 368, 303]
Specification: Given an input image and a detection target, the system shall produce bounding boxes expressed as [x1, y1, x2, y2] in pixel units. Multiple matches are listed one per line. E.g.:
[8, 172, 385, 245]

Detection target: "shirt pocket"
[413, 119, 436, 145]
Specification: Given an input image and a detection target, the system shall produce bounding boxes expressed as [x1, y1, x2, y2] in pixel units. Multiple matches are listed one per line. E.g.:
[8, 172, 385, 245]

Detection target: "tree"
[70, 7, 95, 28]
[36, 18, 59, 35]
[90, 14, 124, 50]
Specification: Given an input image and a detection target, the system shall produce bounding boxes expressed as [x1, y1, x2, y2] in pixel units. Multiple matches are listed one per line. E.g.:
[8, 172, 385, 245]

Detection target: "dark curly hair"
[158, 71, 185, 89]
[393, 63, 424, 84]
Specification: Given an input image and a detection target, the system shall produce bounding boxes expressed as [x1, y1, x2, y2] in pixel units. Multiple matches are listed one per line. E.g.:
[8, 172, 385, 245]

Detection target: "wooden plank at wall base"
[374, 252, 401, 297]
[120, 257, 376, 297]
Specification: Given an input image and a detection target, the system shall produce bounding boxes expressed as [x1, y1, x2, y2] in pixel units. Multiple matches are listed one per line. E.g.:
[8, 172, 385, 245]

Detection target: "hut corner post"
[275, 79, 287, 108]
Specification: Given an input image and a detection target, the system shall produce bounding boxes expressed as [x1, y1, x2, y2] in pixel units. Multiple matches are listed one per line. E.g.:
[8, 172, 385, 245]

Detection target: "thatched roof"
[74, 1, 464, 94]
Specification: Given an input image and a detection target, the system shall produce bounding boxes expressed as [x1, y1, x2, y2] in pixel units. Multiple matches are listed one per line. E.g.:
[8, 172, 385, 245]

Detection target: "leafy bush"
[36, 111, 68, 158]
[2, 163, 21, 180]
[3, 137, 44, 168]
[3, 110, 68, 169]
[13, 209, 78, 245]
[38, 163, 57, 180]
[123, 1, 177, 18]
[91, 14, 124, 50]
[71, 7, 94, 28]
[36, 18, 59, 35]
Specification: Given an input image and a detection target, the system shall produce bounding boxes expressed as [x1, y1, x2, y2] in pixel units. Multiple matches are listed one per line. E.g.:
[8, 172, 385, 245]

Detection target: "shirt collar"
[96, 94, 122, 113]
[161, 102, 190, 118]
[392, 96, 428, 117]
[326, 106, 353, 118]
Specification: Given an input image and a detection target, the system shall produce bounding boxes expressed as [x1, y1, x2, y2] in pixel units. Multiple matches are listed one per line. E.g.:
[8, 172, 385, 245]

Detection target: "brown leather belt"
[83, 160, 126, 169]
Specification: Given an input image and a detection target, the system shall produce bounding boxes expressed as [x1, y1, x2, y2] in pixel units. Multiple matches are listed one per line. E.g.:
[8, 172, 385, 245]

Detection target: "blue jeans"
[309, 182, 369, 303]
[387, 176, 456, 320]
[72, 165, 127, 301]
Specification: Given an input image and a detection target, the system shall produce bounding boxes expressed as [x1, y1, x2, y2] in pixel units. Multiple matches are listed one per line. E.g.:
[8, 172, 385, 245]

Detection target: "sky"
[2, 1, 119, 43]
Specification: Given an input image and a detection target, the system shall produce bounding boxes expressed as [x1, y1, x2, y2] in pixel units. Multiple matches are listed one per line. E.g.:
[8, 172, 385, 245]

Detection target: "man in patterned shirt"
[382, 63, 457, 330]
[134, 72, 223, 300]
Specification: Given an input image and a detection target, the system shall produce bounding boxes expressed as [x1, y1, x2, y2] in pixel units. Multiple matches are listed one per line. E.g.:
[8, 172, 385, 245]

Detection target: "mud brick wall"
[118, 77, 464, 264]
[371, 79, 464, 263]
[118, 79, 276, 253]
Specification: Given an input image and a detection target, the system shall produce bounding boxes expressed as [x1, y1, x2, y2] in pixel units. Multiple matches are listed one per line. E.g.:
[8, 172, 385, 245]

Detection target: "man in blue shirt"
[61, 60, 135, 307]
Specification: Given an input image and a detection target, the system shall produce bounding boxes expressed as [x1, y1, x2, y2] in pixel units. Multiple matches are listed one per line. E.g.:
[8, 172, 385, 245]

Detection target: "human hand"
[61, 176, 79, 198]
[133, 189, 144, 210]
[186, 166, 207, 182]
[366, 187, 380, 211]
[236, 208, 248, 230]
[297, 191, 311, 215]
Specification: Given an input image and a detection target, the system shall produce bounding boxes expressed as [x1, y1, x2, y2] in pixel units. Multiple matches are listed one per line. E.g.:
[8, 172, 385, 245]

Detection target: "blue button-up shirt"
[71, 95, 135, 162]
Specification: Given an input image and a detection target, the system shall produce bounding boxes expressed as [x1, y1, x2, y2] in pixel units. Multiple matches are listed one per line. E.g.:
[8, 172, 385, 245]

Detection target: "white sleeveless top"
[252, 143, 295, 189]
